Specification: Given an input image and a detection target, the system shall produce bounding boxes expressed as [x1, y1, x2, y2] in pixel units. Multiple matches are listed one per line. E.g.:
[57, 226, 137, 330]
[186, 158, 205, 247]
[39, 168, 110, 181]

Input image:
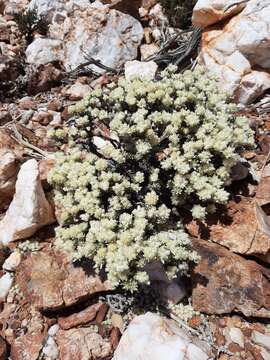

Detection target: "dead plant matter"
[159, 0, 197, 29]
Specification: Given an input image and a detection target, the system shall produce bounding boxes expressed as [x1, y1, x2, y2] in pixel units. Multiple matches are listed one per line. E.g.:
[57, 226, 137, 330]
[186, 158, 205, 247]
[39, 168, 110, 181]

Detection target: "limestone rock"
[64, 83, 91, 100]
[198, 0, 270, 104]
[61, 7, 143, 72]
[56, 327, 111, 360]
[3, 251, 21, 271]
[0, 129, 23, 209]
[125, 60, 158, 80]
[140, 43, 159, 60]
[113, 312, 211, 360]
[48, 324, 59, 337]
[0, 159, 55, 245]
[25, 38, 63, 66]
[252, 331, 270, 351]
[229, 327, 244, 348]
[192, 0, 246, 29]
[237, 71, 270, 105]
[0, 150, 18, 199]
[16, 249, 112, 311]
[28, 0, 91, 19]
[27, 1, 144, 72]
[42, 337, 59, 360]
[192, 239, 270, 317]
[0, 273, 13, 300]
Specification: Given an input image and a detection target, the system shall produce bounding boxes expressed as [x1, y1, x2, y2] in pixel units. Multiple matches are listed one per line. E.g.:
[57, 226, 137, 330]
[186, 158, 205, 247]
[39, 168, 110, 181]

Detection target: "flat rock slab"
[10, 333, 45, 360]
[58, 303, 101, 330]
[56, 327, 111, 360]
[192, 239, 270, 318]
[208, 198, 270, 262]
[16, 249, 112, 311]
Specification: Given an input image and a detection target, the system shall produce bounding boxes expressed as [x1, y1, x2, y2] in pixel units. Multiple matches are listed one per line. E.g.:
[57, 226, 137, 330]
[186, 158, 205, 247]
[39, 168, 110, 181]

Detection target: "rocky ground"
[1, 0, 270, 359]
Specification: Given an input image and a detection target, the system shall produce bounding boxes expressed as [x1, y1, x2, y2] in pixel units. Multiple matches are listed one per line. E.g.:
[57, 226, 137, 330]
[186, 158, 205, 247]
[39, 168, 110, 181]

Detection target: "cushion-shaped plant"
[48, 66, 254, 291]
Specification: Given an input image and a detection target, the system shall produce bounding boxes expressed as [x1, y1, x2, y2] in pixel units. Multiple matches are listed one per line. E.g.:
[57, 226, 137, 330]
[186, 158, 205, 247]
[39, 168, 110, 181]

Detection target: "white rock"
[140, 44, 159, 60]
[229, 327, 244, 348]
[0, 159, 55, 246]
[0, 150, 18, 195]
[26, 4, 143, 72]
[192, 0, 247, 28]
[199, 0, 270, 104]
[113, 313, 211, 360]
[152, 28, 162, 41]
[64, 83, 91, 100]
[28, 0, 91, 18]
[3, 251, 22, 271]
[43, 336, 59, 359]
[48, 324, 60, 337]
[252, 331, 270, 351]
[49, 111, 62, 125]
[26, 38, 63, 66]
[261, 348, 270, 360]
[62, 8, 143, 72]
[0, 273, 13, 299]
[139, 7, 148, 18]
[237, 71, 270, 105]
[125, 60, 158, 80]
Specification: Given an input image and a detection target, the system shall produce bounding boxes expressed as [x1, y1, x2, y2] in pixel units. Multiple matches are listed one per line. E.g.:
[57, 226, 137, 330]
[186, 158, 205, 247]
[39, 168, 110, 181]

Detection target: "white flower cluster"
[49, 66, 254, 291]
[169, 302, 199, 322]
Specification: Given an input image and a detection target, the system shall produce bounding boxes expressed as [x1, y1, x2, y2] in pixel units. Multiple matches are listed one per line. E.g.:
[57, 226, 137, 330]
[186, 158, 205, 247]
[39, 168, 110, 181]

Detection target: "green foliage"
[48, 66, 254, 291]
[14, 6, 48, 43]
[159, 0, 197, 29]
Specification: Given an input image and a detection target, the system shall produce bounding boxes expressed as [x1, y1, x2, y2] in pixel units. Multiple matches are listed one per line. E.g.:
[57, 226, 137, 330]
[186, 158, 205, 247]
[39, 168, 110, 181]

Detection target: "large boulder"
[192, 0, 247, 29]
[0, 159, 55, 245]
[197, 0, 270, 104]
[113, 313, 211, 360]
[26, 1, 144, 72]
[56, 327, 111, 360]
[16, 249, 112, 311]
